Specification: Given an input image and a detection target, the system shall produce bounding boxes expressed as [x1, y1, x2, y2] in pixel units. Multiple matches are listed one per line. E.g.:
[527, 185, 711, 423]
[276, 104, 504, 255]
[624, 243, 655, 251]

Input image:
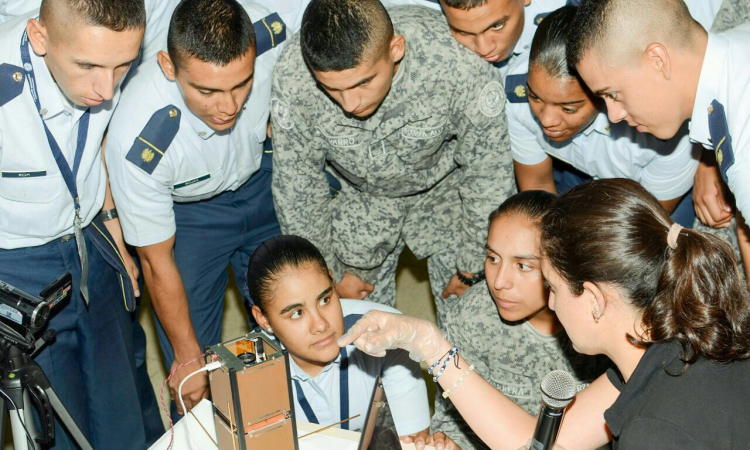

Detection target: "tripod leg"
[0, 394, 6, 447]
[44, 387, 94, 450]
[9, 391, 41, 450]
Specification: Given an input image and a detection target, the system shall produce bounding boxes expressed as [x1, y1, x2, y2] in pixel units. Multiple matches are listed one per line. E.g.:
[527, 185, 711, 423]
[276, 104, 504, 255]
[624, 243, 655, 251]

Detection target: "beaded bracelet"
[427, 345, 458, 383]
[441, 364, 475, 399]
[428, 345, 456, 376]
[430, 345, 459, 382]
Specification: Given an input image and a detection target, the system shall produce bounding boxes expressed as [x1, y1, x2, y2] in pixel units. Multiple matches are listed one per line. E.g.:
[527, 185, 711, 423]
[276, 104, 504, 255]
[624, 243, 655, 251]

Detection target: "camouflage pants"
[692, 216, 746, 278]
[339, 238, 458, 328]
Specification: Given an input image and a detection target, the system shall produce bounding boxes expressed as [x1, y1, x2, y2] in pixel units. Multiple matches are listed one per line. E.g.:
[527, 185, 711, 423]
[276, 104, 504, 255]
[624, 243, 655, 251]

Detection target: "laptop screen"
[357, 378, 400, 450]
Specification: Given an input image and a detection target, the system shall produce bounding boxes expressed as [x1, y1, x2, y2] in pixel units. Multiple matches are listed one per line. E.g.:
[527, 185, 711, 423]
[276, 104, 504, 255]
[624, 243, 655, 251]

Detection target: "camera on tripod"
[0, 273, 72, 350]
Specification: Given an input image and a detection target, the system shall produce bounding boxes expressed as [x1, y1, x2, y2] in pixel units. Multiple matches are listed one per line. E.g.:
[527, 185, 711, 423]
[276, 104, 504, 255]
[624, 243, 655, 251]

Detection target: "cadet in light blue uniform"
[506, 6, 699, 226]
[105, 0, 285, 417]
[247, 236, 431, 438]
[0, 1, 149, 449]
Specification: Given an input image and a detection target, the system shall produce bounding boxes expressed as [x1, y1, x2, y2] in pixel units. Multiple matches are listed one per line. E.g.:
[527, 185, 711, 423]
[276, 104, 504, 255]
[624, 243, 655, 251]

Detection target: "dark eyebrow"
[593, 87, 611, 97]
[450, 16, 509, 35]
[279, 302, 304, 315]
[278, 287, 332, 315]
[317, 287, 332, 300]
[189, 72, 255, 93]
[318, 74, 376, 92]
[515, 254, 540, 261]
[527, 83, 586, 106]
[485, 243, 498, 254]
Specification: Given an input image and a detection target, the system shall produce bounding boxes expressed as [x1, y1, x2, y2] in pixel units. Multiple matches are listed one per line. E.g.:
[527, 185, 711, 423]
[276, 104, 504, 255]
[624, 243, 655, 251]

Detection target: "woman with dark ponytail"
[339, 179, 750, 450]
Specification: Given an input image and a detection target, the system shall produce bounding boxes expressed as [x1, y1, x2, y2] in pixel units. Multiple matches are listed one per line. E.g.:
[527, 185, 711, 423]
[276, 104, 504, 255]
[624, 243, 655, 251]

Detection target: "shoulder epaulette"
[126, 105, 180, 175]
[505, 73, 529, 103]
[254, 13, 287, 57]
[0, 63, 25, 107]
[708, 100, 735, 183]
[534, 13, 551, 25]
[324, 169, 341, 198]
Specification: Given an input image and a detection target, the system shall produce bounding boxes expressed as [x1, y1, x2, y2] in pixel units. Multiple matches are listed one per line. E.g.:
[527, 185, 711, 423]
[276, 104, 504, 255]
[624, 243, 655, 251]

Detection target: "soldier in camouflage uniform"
[270, 0, 516, 324]
[430, 191, 609, 450]
[712, 0, 750, 32]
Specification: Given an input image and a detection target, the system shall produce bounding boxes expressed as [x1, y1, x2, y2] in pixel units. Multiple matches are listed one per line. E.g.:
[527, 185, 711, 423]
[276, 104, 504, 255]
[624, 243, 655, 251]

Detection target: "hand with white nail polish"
[425, 431, 461, 450]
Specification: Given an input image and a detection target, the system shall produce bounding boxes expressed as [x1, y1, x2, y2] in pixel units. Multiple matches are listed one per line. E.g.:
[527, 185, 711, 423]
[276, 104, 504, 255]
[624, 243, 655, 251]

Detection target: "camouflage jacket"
[712, 0, 750, 32]
[431, 281, 611, 450]
[270, 6, 515, 280]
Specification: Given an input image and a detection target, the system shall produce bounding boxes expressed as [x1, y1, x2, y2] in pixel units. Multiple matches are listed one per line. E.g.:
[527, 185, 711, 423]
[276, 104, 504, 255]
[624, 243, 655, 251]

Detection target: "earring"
[266, 327, 273, 334]
[591, 310, 600, 324]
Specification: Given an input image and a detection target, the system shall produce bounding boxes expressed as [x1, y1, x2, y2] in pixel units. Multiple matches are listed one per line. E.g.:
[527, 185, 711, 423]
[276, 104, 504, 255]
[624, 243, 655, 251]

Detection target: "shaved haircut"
[567, 0, 703, 68]
[39, 0, 146, 31]
[301, 0, 394, 72]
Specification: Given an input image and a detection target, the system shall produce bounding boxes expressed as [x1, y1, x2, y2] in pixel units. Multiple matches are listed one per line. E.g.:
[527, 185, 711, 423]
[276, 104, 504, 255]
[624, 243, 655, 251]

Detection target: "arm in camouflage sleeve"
[430, 286, 495, 450]
[453, 64, 517, 273]
[269, 81, 346, 280]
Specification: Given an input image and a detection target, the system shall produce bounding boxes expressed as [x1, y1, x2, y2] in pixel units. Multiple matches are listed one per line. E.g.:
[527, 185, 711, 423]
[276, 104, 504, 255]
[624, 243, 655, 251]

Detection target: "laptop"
[357, 377, 401, 450]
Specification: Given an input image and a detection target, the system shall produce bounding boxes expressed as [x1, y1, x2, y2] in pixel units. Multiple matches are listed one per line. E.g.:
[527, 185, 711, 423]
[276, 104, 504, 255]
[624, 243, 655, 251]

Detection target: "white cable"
[178, 361, 223, 450]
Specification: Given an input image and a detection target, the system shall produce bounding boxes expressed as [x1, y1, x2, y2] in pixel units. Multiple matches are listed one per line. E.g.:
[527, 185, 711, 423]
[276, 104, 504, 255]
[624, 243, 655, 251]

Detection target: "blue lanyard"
[20, 31, 90, 210]
[20, 31, 92, 302]
[293, 347, 350, 430]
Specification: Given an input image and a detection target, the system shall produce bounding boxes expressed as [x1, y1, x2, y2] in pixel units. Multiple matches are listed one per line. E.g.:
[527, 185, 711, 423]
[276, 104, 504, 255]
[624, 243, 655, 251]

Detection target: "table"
[148, 400, 434, 450]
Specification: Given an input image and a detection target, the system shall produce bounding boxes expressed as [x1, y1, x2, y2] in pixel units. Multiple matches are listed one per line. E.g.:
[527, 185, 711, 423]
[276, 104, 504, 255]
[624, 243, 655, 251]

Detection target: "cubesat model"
[206, 332, 298, 450]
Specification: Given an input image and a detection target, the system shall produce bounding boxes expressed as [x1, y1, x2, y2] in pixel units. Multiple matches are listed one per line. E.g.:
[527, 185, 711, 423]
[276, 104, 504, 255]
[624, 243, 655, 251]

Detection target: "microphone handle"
[531, 405, 565, 450]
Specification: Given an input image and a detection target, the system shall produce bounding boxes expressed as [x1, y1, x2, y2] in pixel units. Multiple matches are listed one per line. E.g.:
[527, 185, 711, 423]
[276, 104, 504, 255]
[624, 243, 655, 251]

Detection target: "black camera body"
[0, 273, 72, 348]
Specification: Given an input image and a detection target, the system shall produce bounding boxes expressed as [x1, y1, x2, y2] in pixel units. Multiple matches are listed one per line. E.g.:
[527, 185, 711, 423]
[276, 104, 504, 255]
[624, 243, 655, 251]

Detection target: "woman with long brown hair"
[340, 178, 750, 449]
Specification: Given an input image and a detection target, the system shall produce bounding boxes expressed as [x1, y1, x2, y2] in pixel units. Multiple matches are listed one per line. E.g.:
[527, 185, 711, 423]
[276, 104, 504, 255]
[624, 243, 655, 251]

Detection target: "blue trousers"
[552, 160, 696, 228]
[0, 229, 147, 449]
[153, 150, 280, 412]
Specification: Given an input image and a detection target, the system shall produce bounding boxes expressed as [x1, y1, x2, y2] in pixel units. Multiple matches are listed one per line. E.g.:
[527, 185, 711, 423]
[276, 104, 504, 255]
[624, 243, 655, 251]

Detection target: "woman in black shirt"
[339, 178, 750, 450]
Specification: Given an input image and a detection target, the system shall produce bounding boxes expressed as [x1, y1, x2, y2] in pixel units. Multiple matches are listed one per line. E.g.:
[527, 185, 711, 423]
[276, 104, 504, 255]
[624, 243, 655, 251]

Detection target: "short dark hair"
[566, 0, 610, 68]
[40, 0, 146, 31]
[300, 0, 393, 72]
[488, 190, 556, 227]
[541, 179, 750, 365]
[567, 0, 699, 68]
[530, 6, 578, 79]
[167, 0, 256, 68]
[441, 0, 489, 10]
[247, 235, 330, 312]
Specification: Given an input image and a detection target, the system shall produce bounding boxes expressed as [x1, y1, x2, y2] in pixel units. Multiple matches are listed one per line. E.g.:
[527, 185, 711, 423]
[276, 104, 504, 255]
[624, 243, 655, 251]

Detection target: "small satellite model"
[206, 332, 298, 450]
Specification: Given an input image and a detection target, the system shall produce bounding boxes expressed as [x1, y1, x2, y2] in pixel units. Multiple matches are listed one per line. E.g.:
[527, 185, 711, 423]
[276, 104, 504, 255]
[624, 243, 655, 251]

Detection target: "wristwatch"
[98, 208, 118, 222]
[456, 269, 485, 287]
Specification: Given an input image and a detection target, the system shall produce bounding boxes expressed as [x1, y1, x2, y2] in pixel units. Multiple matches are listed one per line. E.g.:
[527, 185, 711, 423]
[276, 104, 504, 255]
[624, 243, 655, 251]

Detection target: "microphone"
[531, 370, 577, 450]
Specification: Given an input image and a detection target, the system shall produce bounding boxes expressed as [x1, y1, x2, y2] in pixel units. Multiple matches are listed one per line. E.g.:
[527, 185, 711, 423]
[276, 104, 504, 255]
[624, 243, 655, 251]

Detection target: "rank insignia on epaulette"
[505, 73, 529, 103]
[0, 63, 26, 107]
[126, 105, 180, 175]
[535, 13, 550, 25]
[254, 13, 287, 57]
[707, 99, 734, 184]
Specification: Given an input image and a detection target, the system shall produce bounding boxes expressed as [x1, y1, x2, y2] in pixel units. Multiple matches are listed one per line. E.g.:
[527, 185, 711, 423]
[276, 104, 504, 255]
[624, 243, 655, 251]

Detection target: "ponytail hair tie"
[667, 223, 684, 250]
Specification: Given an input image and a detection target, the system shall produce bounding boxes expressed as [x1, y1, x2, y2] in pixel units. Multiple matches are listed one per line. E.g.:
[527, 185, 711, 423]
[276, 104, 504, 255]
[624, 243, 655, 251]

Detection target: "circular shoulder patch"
[271, 98, 295, 130]
[478, 81, 505, 118]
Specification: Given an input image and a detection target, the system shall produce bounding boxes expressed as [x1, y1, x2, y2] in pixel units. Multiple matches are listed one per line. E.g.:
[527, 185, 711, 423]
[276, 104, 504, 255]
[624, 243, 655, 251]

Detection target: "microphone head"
[540, 370, 576, 409]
